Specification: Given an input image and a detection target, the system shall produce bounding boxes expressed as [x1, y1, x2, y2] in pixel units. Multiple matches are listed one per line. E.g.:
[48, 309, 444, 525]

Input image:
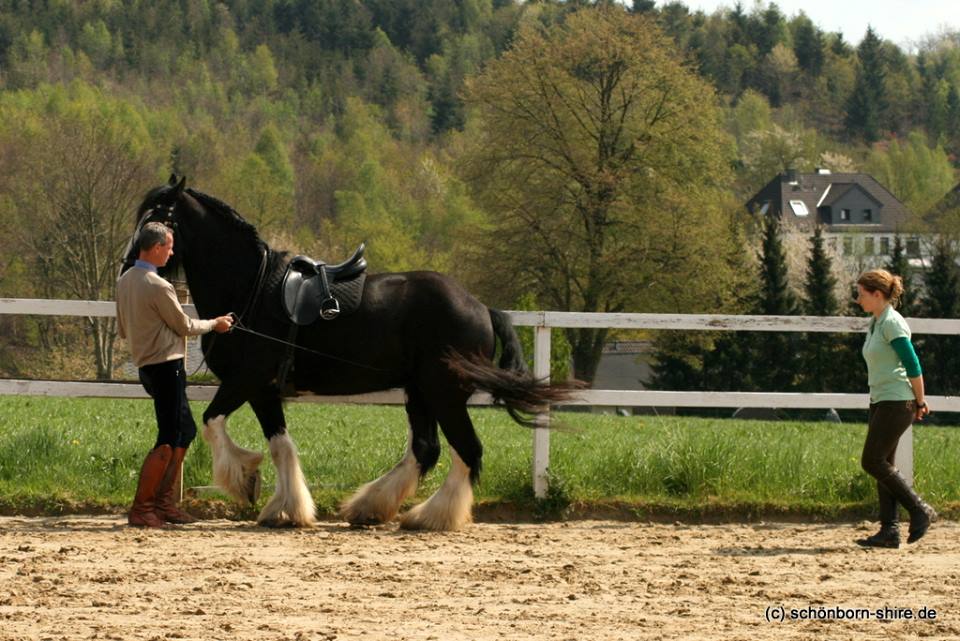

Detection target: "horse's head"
[121, 174, 194, 279]
[121, 174, 267, 297]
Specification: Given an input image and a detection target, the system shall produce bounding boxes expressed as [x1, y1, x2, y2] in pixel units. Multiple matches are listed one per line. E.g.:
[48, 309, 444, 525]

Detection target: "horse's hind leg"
[400, 395, 480, 532]
[340, 385, 440, 526]
[249, 390, 316, 528]
[201, 385, 264, 506]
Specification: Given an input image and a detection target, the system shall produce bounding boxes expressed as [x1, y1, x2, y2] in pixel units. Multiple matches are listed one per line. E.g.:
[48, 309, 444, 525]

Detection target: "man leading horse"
[116, 221, 233, 528]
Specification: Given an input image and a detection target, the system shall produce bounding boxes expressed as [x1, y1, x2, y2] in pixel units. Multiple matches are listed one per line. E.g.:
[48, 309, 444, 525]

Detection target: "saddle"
[281, 244, 367, 324]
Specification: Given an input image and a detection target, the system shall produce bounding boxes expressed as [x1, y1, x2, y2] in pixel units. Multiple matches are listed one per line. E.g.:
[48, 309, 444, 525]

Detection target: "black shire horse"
[125, 176, 572, 530]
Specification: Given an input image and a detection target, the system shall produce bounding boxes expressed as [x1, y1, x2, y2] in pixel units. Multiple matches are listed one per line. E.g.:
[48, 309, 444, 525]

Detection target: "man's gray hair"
[137, 222, 172, 251]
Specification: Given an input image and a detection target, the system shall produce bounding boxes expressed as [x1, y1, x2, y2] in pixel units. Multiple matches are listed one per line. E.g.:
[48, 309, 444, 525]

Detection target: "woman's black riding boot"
[880, 469, 937, 544]
[856, 481, 900, 548]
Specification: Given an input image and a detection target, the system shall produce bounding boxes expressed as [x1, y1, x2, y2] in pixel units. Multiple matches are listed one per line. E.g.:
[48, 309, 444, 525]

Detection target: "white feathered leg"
[340, 430, 420, 526]
[400, 449, 473, 531]
[257, 432, 316, 527]
[202, 415, 263, 505]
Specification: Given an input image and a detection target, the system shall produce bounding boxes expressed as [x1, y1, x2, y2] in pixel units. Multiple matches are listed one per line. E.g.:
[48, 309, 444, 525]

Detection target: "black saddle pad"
[328, 272, 365, 317]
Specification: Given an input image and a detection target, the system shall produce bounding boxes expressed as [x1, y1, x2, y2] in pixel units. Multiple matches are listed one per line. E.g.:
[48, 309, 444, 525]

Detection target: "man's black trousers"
[138, 358, 197, 449]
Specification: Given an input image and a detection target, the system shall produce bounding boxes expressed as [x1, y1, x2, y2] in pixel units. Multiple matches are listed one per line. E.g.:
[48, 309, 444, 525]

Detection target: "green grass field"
[1, 396, 958, 519]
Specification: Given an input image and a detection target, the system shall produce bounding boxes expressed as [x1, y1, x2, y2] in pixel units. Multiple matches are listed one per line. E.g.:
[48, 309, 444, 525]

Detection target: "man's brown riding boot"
[129, 445, 173, 528]
[156, 446, 198, 524]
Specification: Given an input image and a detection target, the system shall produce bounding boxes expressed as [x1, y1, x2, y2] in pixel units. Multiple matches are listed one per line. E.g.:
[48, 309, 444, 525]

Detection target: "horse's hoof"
[259, 516, 295, 529]
[346, 516, 384, 528]
[244, 470, 262, 505]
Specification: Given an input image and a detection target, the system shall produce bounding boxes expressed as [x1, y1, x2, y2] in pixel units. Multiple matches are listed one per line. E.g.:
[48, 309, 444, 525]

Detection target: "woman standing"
[854, 269, 936, 548]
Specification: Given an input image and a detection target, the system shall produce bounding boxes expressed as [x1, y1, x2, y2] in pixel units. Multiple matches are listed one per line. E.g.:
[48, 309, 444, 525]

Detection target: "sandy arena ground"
[0, 516, 957, 641]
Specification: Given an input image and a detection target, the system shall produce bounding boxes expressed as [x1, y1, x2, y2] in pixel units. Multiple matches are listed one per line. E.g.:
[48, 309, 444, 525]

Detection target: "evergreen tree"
[648, 331, 706, 391]
[728, 3, 750, 47]
[946, 84, 960, 147]
[752, 216, 800, 391]
[798, 226, 840, 392]
[885, 235, 918, 317]
[918, 238, 960, 394]
[834, 291, 869, 394]
[630, 0, 656, 13]
[701, 216, 761, 392]
[703, 331, 756, 391]
[792, 15, 824, 76]
[845, 26, 887, 142]
[747, 4, 785, 58]
[830, 32, 852, 57]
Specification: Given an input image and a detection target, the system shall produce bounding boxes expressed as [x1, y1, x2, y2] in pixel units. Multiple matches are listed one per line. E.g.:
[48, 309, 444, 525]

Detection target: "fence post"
[895, 427, 913, 486]
[532, 323, 551, 499]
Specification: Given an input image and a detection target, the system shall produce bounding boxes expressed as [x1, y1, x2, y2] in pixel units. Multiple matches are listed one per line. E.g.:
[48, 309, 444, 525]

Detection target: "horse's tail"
[444, 308, 578, 428]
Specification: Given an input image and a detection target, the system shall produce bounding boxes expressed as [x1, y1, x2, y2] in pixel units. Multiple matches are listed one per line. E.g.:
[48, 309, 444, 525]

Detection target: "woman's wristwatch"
[917, 401, 928, 409]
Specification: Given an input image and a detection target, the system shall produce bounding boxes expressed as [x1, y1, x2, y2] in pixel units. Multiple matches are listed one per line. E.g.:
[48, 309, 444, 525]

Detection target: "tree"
[652, 214, 758, 393]
[863, 131, 956, 215]
[746, 3, 785, 58]
[6, 29, 49, 89]
[798, 226, 840, 392]
[918, 238, 960, 394]
[630, 0, 656, 13]
[242, 44, 279, 95]
[755, 43, 798, 107]
[917, 52, 946, 139]
[885, 235, 918, 317]
[792, 13, 824, 76]
[460, 7, 735, 382]
[648, 330, 708, 392]
[78, 20, 113, 68]
[845, 27, 887, 142]
[0, 84, 168, 378]
[752, 216, 800, 391]
[300, 98, 481, 274]
[738, 124, 818, 195]
[946, 84, 960, 148]
[699, 215, 760, 392]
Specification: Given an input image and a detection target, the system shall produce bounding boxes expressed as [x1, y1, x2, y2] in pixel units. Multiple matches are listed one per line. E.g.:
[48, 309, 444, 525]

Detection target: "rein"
[228, 316, 389, 372]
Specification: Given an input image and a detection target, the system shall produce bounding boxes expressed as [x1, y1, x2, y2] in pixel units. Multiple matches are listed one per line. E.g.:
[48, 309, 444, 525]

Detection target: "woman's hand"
[915, 401, 930, 421]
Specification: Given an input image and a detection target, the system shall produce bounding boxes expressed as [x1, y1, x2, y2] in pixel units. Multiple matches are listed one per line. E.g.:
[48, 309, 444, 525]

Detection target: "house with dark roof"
[746, 169, 925, 264]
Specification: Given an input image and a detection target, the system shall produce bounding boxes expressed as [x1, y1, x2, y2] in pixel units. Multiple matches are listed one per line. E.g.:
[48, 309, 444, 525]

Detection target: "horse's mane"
[185, 188, 268, 252]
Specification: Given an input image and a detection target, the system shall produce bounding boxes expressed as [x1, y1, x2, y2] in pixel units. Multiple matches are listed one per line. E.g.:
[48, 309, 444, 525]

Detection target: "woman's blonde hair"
[857, 269, 905, 307]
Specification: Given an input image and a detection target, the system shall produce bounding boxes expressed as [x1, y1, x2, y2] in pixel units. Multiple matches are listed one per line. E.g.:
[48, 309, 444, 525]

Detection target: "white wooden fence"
[3, 298, 960, 497]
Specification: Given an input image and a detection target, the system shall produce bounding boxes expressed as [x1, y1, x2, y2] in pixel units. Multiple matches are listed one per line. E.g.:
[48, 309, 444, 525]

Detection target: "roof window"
[789, 200, 809, 216]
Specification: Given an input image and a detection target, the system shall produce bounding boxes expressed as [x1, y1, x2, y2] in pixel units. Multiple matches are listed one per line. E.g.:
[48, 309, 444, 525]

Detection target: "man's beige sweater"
[116, 266, 216, 367]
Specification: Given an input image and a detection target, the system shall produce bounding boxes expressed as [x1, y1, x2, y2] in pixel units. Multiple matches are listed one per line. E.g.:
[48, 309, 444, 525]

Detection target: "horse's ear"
[173, 175, 187, 197]
[168, 173, 178, 186]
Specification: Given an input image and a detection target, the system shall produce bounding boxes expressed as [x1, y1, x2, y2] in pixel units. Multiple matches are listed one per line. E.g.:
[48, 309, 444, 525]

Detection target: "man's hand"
[212, 315, 233, 333]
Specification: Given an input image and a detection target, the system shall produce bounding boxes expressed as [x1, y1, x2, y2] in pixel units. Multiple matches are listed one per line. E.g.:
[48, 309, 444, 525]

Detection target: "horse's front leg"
[249, 389, 316, 528]
[201, 384, 264, 506]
